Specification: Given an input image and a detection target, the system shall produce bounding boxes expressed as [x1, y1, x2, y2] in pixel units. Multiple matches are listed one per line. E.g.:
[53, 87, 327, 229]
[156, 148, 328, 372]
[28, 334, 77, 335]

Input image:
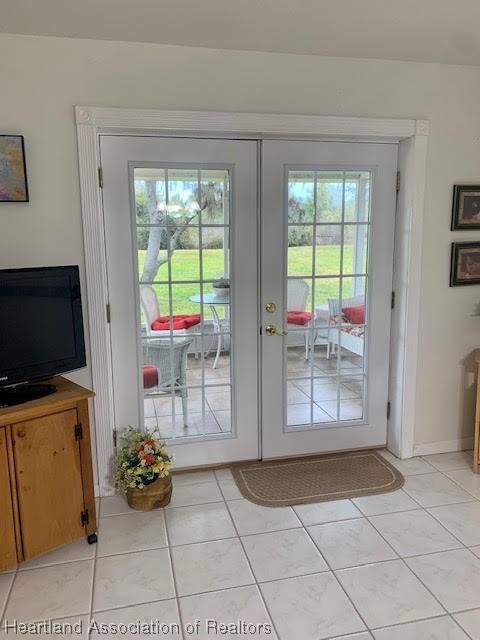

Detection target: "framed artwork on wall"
[450, 242, 480, 286]
[0, 135, 29, 202]
[451, 185, 480, 230]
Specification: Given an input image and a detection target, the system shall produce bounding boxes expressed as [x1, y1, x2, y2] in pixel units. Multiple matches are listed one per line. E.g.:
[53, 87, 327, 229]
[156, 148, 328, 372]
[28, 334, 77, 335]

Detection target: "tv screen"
[0, 266, 86, 387]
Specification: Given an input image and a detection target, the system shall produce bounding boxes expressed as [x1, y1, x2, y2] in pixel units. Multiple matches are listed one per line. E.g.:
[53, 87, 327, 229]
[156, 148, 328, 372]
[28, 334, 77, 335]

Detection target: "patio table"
[189, 293, 230, 369]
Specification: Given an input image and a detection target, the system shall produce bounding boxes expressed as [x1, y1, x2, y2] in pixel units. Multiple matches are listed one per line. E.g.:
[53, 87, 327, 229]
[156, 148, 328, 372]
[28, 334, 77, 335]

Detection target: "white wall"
[1, 33, 480, 457]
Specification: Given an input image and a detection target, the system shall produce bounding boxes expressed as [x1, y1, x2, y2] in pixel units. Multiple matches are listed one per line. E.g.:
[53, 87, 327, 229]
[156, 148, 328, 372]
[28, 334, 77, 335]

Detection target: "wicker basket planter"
[126, 475, 172, 511]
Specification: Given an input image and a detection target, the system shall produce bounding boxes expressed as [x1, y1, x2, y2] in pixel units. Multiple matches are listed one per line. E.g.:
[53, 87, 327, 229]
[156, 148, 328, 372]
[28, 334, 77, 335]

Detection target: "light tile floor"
[2, 450, 480, 639]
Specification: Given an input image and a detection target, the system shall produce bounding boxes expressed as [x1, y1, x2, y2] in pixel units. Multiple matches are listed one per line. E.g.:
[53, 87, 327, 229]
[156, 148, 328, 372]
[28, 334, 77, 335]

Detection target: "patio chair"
[327, 294, 365, 358]
[139, 284, 200, 355]
[143, 337, 193, 427]
[287, 279, 313, 359]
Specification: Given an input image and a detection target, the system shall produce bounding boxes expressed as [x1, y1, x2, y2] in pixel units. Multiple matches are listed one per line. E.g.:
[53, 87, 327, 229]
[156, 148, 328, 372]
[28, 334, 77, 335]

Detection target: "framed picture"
[450, 242, 480, 286]
[451, 184, 480, 229]
[0, 135, 29, 202]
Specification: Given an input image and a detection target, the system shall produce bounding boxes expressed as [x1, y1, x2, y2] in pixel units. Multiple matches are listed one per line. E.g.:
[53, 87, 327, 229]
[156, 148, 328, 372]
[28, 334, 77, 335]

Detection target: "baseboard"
[413, 437, 474, 457]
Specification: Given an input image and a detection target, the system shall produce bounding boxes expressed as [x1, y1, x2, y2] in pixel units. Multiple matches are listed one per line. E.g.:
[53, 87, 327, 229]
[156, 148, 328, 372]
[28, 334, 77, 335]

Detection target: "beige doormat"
[231, 450, 404, 507]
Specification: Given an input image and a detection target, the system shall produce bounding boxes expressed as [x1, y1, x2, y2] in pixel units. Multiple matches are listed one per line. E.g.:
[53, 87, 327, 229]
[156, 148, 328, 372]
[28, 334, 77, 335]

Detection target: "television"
[0, 266, 86, 406]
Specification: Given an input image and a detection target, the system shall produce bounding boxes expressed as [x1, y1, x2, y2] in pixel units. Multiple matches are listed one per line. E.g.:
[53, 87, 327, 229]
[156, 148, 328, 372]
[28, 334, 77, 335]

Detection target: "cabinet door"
[13, 409, 86, 559]
[0, 427, 17, 570]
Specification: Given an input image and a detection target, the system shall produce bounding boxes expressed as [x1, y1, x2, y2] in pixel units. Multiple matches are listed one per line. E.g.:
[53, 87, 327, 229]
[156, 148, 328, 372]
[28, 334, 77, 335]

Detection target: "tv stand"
[0, 376, 96, 571]
[0, 382, 57, 408]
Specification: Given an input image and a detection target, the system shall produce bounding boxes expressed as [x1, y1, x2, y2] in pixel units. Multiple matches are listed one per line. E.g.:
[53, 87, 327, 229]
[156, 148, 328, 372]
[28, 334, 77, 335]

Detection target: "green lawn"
[138, 246, 355, 315]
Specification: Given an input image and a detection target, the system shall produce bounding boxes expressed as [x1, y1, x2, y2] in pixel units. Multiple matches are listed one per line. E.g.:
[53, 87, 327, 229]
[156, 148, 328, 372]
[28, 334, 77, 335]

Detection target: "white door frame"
[75, 106, 428, 496]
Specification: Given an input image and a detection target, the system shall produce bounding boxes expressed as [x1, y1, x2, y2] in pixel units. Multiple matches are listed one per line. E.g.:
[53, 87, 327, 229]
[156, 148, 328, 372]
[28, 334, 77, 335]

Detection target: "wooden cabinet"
[0, 428, 17, 571]
[0, 378, 96, 569]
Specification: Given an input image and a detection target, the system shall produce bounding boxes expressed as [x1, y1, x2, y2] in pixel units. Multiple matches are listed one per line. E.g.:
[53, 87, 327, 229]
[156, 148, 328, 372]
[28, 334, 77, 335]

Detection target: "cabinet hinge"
[396, 170, 400, 193]
[387, 401, 391, 420]
[106, 303, 111, 324]
[74, 423, 83, 441]
[80, 509, 89, 526]
[98, 167, 103, 189]
[391, 291, 395, 309]
[113, 428, 117, 448]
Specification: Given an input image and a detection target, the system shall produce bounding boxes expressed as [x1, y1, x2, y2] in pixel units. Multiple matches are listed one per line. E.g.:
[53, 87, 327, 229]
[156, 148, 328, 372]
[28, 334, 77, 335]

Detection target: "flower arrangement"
[114, 426, 172, 492]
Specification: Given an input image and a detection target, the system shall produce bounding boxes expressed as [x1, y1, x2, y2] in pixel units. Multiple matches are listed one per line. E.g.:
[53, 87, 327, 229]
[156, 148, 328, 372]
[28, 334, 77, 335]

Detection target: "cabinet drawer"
[13, 410, 86, 560]
[0, 427, 17, 571]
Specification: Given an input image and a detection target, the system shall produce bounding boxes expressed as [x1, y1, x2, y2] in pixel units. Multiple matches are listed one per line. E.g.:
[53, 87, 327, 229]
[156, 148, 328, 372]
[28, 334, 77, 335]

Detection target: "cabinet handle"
[16, 429, 26, 438]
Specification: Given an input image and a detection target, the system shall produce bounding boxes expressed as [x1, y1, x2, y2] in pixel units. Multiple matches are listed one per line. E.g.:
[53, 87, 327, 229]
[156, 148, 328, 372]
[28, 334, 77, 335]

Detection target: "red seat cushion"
[151, 314, 201, 331]
[143, 365, 158, 389]
[287, 311, 312, 326]
[342, 304, 365, 324]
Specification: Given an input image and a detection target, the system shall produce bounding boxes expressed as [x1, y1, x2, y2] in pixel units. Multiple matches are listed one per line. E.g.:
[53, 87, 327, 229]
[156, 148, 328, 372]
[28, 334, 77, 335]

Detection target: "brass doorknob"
[265, 324, 288, 337]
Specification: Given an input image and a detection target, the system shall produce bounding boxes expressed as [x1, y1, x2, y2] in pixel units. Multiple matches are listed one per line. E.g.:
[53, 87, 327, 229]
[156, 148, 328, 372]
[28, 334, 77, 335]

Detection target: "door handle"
[265, 324, 288, 337]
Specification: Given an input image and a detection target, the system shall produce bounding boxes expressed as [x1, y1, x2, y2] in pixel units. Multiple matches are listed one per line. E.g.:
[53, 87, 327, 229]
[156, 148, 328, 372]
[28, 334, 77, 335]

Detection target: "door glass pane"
[316, 172, 343, 223]
[288, 172, 315, 222]
[342, 225, 369, 276]
[201, 226, 230, 282]
[314, 226, 341, 276]
[285, 170, 371, 429]
[344, 171, 371, 223]
[134, 167, 233, 440]
[288, 227, 313, 277]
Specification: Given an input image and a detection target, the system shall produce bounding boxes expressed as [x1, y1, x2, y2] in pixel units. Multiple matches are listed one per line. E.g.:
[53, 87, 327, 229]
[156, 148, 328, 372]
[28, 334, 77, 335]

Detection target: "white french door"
[261, 140, 398, 458]
[100, 136, 259, 467]
[101, 135, 397, 468]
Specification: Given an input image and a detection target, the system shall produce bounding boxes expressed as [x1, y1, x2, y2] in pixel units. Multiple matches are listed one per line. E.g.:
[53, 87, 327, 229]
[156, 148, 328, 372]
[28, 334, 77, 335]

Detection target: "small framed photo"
[0, 135, 29, 202]
[451, 185, 480, 229]
[450, 242, 480, 286]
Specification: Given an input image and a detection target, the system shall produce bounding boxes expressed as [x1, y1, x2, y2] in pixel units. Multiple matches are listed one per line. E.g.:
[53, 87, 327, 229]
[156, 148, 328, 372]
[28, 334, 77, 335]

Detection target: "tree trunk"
[141, 181, 165, 282]
[141, 180, 205, 283]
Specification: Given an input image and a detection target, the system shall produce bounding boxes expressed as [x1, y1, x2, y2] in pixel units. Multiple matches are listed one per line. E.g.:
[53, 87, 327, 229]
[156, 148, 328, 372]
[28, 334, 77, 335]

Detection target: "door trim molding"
[75, 106, 428, 495]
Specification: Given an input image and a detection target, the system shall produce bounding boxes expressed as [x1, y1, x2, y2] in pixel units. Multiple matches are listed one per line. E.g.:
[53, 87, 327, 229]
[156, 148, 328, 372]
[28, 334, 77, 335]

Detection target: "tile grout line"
[301, 517, 371, 634]
[163, 503, 186, 640]
[435, 463, 480, 501]
[0, 565, 18, 626]
[363, 507, 455, 623]
[399, 469, 477, 509]
[321, 629, 373, 640]
[450, 615, 476, 640]
[362, 466, 472, 622]
[96, 455, 478, 635]
[8, 456, 478, 633]
[350, 502, 421, 519]
[214, 472, 283, 640]
[355, 612, 472, 638]
[88, 524, 101, 623]
[301, 453, 478, 630]
[298, 454, 480, 635]
[409, 455, 480, 550]
[362, 478, 477, 549]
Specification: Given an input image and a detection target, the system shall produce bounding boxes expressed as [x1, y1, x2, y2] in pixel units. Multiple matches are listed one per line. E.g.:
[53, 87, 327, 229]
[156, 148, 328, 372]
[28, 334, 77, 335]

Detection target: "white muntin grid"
[134, 167, 233, 441]
[285, 170, 371, 430]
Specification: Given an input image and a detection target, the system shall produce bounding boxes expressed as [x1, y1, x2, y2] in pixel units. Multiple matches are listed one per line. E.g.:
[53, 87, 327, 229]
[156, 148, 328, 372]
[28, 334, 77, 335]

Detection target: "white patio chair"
[139, 284, 200, 355]
[287, 279, 313, 359]
[327, 294, 365, 358]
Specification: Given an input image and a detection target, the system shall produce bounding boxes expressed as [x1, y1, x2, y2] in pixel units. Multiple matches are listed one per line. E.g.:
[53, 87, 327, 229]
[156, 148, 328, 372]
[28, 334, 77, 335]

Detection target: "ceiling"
[1, 0, 480, 66]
